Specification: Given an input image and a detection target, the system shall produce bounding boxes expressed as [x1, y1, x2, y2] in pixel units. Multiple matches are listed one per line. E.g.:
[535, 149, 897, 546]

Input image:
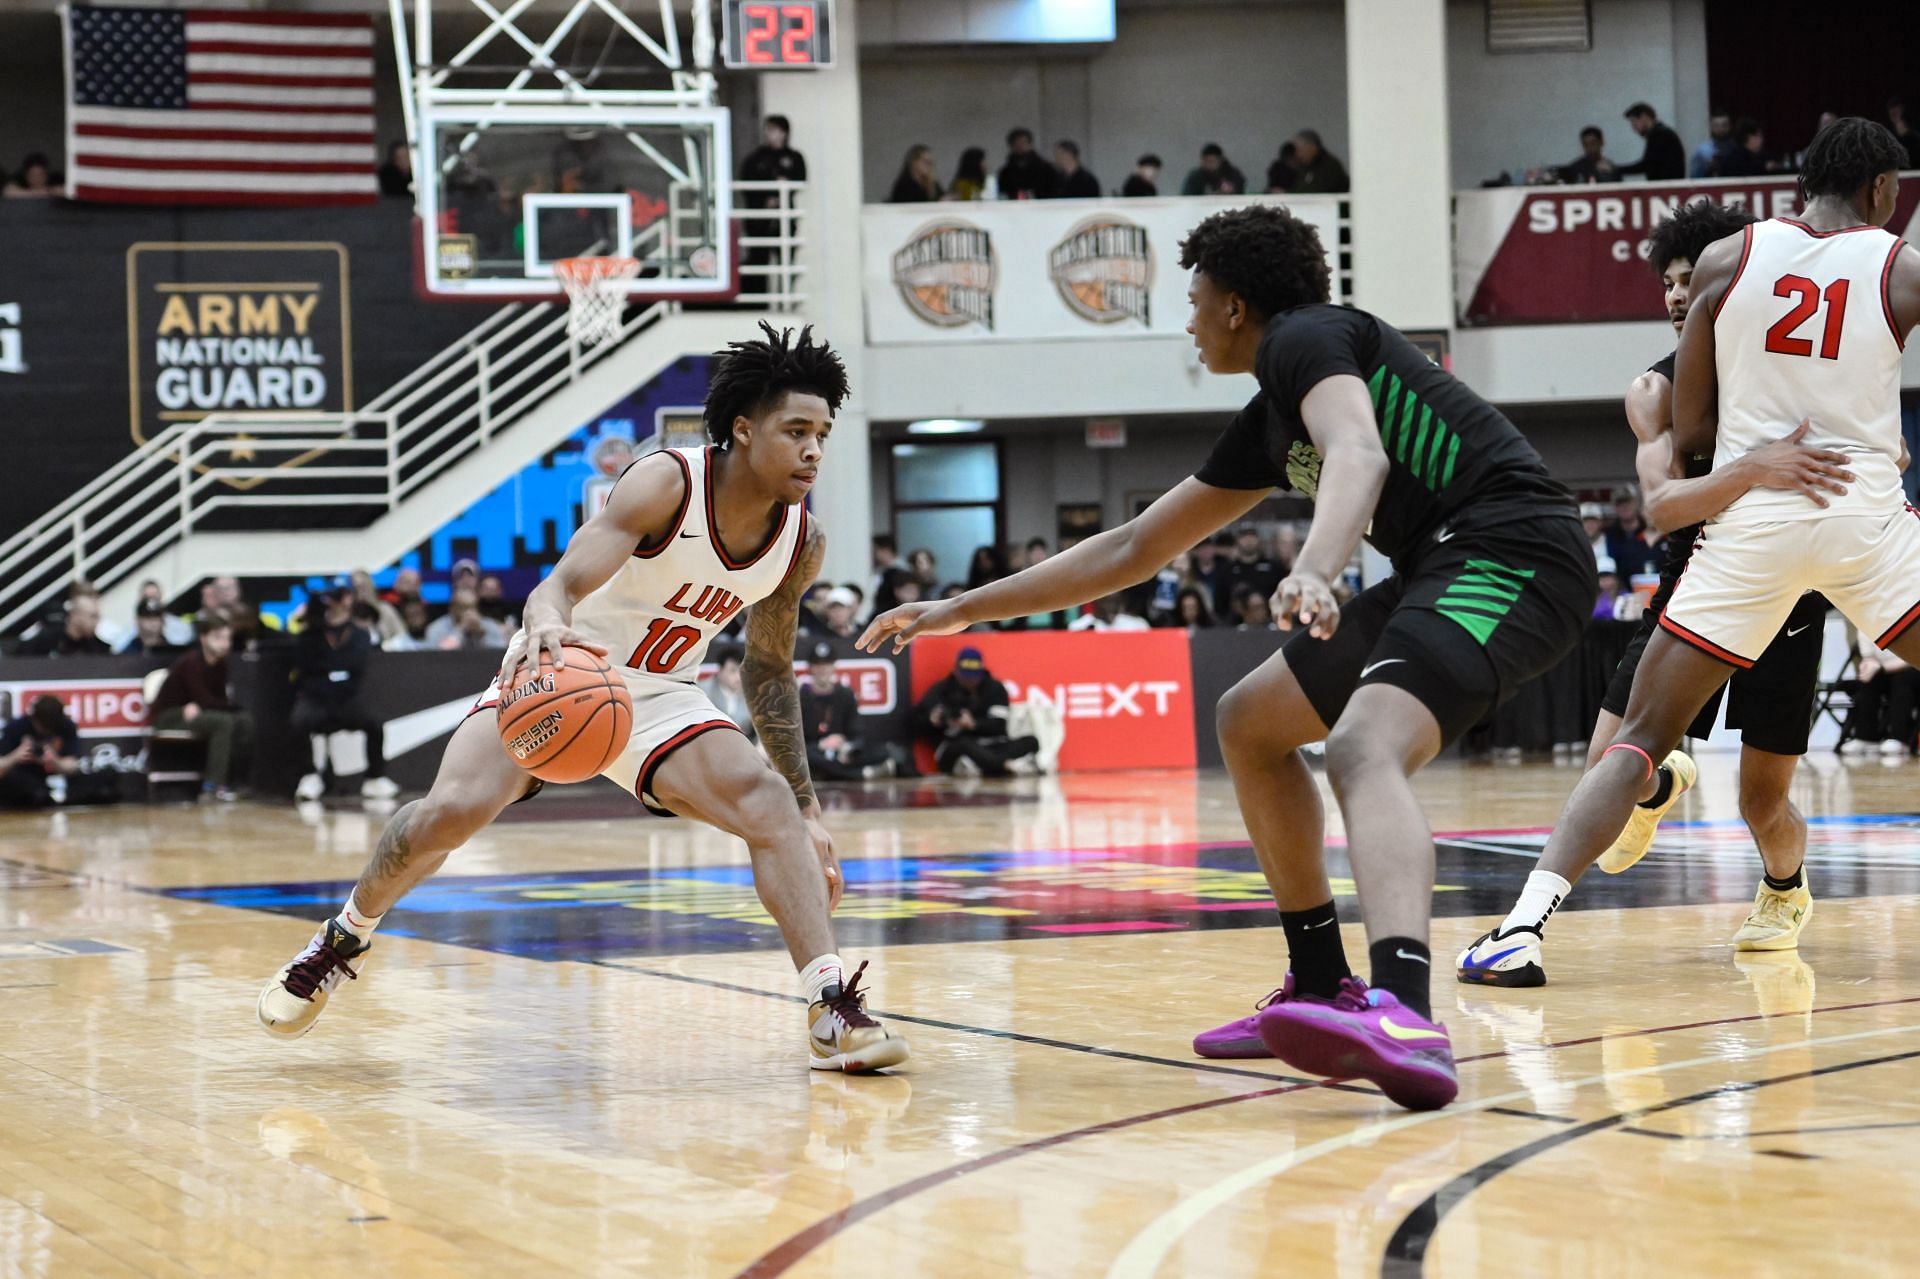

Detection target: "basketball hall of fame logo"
[1048, 216, 1152, 326]
[890, 221, 996, 330]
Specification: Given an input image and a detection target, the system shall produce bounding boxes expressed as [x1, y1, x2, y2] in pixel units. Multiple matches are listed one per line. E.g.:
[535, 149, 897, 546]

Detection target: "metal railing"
[0, 181, 807, 636]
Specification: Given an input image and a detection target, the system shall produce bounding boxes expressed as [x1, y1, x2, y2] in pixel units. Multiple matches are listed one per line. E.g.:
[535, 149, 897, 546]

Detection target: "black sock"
[1637, 764, 1675, 810]
[1368, 938, 1433, 1021]
[1763, 865, 1805, 892]
[1280, 901, 1352, 999]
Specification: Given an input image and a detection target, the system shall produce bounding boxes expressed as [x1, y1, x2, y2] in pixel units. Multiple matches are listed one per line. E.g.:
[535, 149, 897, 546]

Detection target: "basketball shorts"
[1602, 592, 1826, 756]
[469, 665, 741, 815]
[1662, 508, 1920, 668]
[1285, 513, 1596, 747]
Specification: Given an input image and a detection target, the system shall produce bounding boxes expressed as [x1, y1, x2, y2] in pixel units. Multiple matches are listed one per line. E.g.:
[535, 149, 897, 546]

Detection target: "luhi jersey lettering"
[1194, 305, 1574, 571]
[1711, 217, 1907, 524]
[569, 445, 809, 681]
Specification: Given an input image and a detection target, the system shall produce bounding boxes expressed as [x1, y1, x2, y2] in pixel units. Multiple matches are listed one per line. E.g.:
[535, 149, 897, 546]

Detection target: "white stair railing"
[0, 181, 807, 636]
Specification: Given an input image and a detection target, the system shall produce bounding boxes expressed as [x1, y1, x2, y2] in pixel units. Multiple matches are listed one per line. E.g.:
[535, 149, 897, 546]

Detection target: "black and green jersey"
[1194, 305, 1575, 570]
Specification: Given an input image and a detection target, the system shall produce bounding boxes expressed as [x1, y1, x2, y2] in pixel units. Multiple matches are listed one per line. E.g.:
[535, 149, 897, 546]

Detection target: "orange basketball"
[495, 646, 632, 783]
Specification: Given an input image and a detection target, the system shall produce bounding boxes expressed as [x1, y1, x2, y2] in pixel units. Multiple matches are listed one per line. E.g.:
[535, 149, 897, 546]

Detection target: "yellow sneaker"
[1732, 879, 1813, 951]
[808, 961, 910, 1073]
[1597, 749, 1696, 874]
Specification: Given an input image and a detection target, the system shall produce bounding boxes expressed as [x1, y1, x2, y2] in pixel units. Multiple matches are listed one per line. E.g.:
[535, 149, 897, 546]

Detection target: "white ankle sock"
[336, 893, 384, 943]
[1501, 870, 1572, 935]
[800, 953, 844, 1005]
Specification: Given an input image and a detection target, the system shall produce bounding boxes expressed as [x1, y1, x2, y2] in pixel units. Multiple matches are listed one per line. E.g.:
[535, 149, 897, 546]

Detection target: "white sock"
[1501, 870, 1572, 935]
[336, 893, 384, 943]
[800, 953, 844, 1005]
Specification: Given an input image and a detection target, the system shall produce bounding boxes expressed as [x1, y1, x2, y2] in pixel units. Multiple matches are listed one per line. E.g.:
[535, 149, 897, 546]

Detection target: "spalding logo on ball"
[495, 647, 632, 783]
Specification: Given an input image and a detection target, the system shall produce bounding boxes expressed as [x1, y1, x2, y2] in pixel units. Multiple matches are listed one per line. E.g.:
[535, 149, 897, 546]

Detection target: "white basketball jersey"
[569, 446, 809, 681]
[1712, 217, 1907, 524]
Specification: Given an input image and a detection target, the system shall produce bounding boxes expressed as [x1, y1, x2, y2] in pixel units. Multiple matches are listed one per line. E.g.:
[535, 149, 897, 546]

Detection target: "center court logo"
[1047, 216, 1152, 325]
[890, 221, 995, 330]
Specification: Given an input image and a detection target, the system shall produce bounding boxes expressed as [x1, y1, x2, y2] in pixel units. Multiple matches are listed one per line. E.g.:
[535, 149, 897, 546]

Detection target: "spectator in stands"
[701, 645, 755, 740]
[1592, 555, 1624, 619]
[841, 582, 869, 624]
[475, 573, 518, 630]
[292, 586, 398, 801]
[913, 646, 1038, 777]
[0, 696, 81, 809]
[907, 547, 938, 590]
[1122, 154, 1162, 197]
[1232, 584, 1276, 629]
[740, 114, 808, 189]
[1050, 141, 1101, 198]
[1619, 102, 1686, 180]
[427, 588, 507, 649]
[22, 595, 109, 657]
[890, 575, 925, 608]
[1714, 118, 1773, 177]
[1889, 99, 1920, 170]
[1842, 637, 1920, 756]
[1286, 130, 1349, 194]
[350, 569, 405, 644]
[3, 152, 61, 199]
[1794, 111, 1840, 169]
[1559, 127, 1620, 184]
[1069, 593, 1150, 631]
[888, 144, 943, 203]
[948, 147, 989, 201]
[1264, 141, 1298, 192]
[1580, 502, 1608, 558]
[819, 587, 860, 639]
[210, 577, 262, 650]
[998, 128, 1058, 200]
[383, 598, 435, 652]
[1175, 588, 1213, 629]
[1603, 490, 1661, 577]
[1689, 109, 1734, 177]
[1146, 552, 1208, 624]
[868, 535, 900, 606]
[382, 567, 424, 612]
[1223, 527, 1282, 612]
[1181, 143, 1245, 196]
[119, 602, 183, 658]
[151, 616, 252, 801]
[450, 558, 481, 597]
[378, 141, 413, 198]
[136, 579, 195, 645]
[966, 545, 1007, 590]
[1189, 535, 1232, 612]
[800, 642, 874, 781]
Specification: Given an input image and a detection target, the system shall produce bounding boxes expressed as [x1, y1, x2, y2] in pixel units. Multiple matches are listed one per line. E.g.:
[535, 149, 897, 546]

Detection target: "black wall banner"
[0, 201, 485, 543]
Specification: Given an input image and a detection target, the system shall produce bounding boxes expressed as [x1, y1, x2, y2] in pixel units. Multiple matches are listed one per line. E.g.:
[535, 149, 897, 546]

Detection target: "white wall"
[858, 2, 1349, 203]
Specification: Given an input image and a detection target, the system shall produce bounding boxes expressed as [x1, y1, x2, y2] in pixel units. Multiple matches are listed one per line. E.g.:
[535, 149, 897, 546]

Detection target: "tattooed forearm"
[743, 520, 825, 811]
[353, 798, 422, 902]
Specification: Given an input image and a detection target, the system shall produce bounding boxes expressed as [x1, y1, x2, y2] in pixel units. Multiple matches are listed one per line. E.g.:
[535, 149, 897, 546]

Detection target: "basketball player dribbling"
[1531, 118, 1920, 911]
[863, 206, 1596, 1109]
[257, 324, 909, 1073]
[1458, 199, 1861, 986]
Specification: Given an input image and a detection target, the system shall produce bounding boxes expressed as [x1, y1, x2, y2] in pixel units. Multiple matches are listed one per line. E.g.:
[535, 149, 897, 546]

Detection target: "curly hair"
[1177, 205, 1332, 318]
[1799, 116, 1906, 200]
[702, 321, 849, 449]
[1646, 198, 1756, 277]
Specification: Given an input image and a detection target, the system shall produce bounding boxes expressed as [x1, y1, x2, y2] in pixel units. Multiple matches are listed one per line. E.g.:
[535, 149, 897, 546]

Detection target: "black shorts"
[1601, 591, 1826, 755]
[1285, 513, 1596, 747]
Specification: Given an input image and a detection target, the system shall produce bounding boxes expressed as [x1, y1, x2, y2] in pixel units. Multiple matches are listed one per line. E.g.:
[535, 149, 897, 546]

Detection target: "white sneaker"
[807, 961, 909, 1072]
[951, 754, 983, 778]
[1879, 738, 1908, 758]
[257, 920, 369, 1038]
[360, 776, 400, 800]
[1840, 738, 1874, 757]
[1456, 925, 1546, 987]
[295, 773, 326, 802]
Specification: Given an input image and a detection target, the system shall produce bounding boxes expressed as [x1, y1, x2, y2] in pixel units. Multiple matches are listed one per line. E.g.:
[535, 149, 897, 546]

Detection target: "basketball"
[495, 647, 632, 783]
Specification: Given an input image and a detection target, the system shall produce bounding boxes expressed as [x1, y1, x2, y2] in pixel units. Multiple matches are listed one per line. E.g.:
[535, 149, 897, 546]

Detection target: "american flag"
[64, 5, 377, 206]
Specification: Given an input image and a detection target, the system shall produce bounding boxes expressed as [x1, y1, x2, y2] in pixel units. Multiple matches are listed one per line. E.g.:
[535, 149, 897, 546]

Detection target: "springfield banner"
[1456, 172, 1920, 326]
[864, 195, 1343, 345]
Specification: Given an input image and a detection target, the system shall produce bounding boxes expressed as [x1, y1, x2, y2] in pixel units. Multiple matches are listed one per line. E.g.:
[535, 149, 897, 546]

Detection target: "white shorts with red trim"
[1661, 507, 1920, 667]
[469, 668, 741, 814]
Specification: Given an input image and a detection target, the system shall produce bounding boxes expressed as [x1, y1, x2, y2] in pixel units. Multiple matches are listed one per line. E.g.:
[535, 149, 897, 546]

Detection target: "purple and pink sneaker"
[1192, 972, 1341, 1059]
[1256, 978, 1458, 1111]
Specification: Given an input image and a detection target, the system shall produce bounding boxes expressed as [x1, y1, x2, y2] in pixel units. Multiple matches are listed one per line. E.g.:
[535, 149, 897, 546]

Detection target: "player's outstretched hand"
[1273, 571, 1340, 639]
[856, 600, 967, 654]
[1744, 420, 1854, 507]
[500, 622, 610, 688]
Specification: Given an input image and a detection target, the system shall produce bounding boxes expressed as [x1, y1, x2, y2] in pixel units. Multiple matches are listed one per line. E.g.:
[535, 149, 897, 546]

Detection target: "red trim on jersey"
[703, 444, 791, 570]
[1881, 238, 1909, 350]
[1713, 224, 1755, 320]
[632, 448, 694, 559]
[1777, 217, 1880, 238]
[636, 719, 743, 808]
[1658, 613, 1756, 668]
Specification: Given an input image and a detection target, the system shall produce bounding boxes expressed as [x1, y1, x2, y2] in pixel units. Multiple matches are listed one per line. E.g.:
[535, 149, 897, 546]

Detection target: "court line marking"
[1103, 1023, 1920, 1279]
[1378, 1047, 1920, 1275]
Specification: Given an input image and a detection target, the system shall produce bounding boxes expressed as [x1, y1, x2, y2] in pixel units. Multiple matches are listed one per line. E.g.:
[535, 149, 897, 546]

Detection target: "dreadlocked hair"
[1646, 199, 1756, 278]
[1799, 116, 1906, 200]
[1177, 205, 1331, 319]
[702, 322, 849, 449]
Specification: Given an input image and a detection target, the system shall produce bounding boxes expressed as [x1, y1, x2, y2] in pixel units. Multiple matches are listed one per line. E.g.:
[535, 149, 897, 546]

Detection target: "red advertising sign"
[908, 631, 1197, 772]
[0, 678, 148, 736]
[1456, 174, 1920, 326]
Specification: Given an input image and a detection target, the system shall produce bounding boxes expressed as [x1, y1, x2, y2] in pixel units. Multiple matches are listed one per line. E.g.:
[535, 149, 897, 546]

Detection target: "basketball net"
[555, 256, 640, 346]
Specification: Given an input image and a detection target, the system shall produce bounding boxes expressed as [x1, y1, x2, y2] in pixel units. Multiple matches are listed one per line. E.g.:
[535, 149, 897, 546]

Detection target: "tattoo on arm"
[354, 799, 421, 898]
[743, 520, 825, 811]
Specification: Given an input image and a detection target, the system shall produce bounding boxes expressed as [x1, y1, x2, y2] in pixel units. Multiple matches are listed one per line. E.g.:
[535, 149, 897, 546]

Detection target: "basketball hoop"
[555, 256, 640, 345]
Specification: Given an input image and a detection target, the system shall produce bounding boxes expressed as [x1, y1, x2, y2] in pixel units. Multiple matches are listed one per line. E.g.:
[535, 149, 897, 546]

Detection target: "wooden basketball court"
[5, 753, 1918, 1277]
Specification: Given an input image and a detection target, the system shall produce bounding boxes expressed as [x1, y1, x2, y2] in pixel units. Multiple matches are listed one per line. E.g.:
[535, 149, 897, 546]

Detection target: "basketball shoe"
[1455, 924, 1546, 987]
[257, 919, 368, 1038]
[1731, 879, 1813, 951]
[1597, 749, 1696, 873]
[1192, 972, 1342, 1059]
[808, 961, 909, 1072]
[1257, 978, 1458, 1111]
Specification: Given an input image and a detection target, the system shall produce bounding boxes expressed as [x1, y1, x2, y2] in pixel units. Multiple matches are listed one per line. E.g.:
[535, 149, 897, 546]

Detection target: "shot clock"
[722, 0, 834, 68]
